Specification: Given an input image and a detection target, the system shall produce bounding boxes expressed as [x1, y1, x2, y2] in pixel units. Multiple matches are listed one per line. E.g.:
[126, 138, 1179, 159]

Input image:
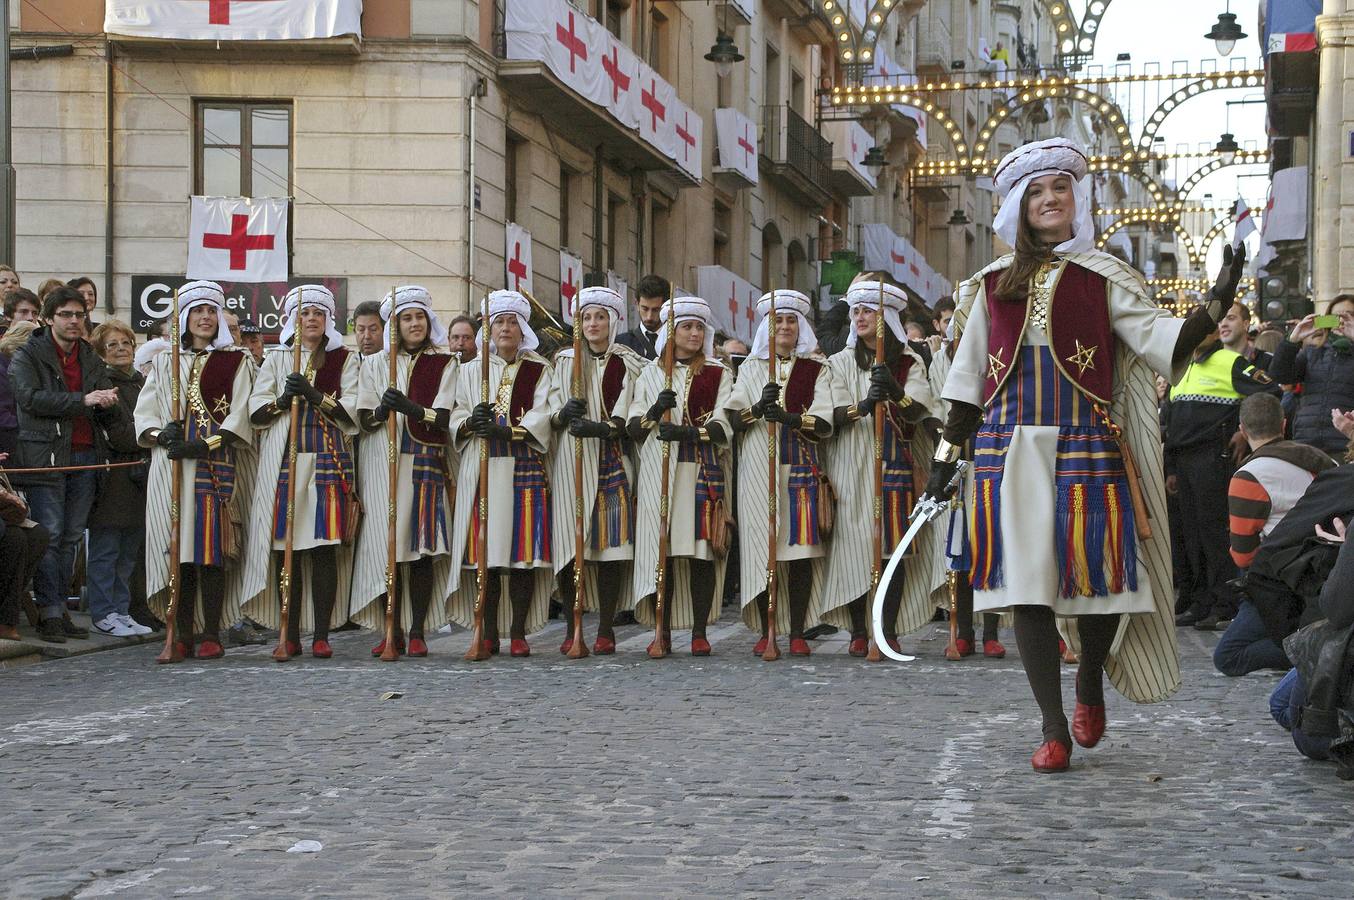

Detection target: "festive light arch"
[1098, 217, 1203, 269]
[1136, 72, 1266, 153]
[1046, 0, 1115, 61]
[972, 84, 1133, 157]
[1176, 152, 1270, 198]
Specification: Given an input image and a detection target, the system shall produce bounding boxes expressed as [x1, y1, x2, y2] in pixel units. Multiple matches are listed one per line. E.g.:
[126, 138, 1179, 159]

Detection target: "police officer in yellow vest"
[1164, 326, 1280, 630]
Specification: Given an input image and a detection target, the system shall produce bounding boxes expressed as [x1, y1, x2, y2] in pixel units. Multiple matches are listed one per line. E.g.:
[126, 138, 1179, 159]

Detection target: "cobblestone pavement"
[1, 612, 1349, 898]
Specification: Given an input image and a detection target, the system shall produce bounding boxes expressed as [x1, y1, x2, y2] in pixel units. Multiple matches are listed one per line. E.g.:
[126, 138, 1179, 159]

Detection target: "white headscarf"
[573, 286, 626, 346]
[278, 284, 344, 352]
[991, 137, 1096, 254]
[176, 280, 233, 350]
[476, 289, 539, 354]
[134, 337, 169, 375]
[750, 289, 817, 360]
[843, 280, 908, 348]
[379, 285, 448, 349]
[654, 297, 715, 360]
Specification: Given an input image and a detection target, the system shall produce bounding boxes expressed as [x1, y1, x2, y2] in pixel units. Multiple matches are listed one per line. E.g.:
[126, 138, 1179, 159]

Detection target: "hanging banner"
[559, 250, 583, 324]
[695, 264, 760, 343]
[187, 196, 289, 283]
[105, 0, 362, 41]
[713, 108, 758, 185]
[505, 221, 534, 296]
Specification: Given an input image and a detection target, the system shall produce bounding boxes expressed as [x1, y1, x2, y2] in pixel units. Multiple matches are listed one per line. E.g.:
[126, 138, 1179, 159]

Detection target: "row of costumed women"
[132, 277, 949, 661]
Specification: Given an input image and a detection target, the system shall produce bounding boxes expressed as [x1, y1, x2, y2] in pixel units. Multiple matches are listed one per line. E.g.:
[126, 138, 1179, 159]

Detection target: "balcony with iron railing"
[760, 104, 833, 209]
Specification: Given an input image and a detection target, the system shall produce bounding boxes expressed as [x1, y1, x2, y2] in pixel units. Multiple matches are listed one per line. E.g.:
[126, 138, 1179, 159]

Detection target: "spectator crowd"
[1, 265, 1352, 780]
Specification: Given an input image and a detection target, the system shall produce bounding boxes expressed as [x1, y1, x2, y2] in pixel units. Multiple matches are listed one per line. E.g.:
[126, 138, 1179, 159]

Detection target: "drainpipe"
[104, 40, 115, 314]
[592, 143, 603, 273]
[0, 0, 14, 266]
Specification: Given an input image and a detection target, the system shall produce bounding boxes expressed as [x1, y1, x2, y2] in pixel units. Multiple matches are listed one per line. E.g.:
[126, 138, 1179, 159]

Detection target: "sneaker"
[117, 614, 153, 636]
[93, 614, 138, 637]
[38, 617, 68, 643]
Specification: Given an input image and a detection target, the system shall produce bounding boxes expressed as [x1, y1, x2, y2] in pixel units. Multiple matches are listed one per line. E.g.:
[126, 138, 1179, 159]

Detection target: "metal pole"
[0, 0, 16, 266]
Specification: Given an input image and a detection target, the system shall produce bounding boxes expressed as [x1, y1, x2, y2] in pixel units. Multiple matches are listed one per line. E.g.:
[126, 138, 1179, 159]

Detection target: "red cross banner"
[824, 119, 877, 189]
[105, 0, 361, 41]
[559, 250, 583, 325]
[695, 265, 758, 343]
[505, 222, 535, 297]
[636, 61, 676, 160]
[187, 196, 288, 283]
[713, 108, 758, 186]
[670, 100, 703, 183]
[602, 32, 641, 131]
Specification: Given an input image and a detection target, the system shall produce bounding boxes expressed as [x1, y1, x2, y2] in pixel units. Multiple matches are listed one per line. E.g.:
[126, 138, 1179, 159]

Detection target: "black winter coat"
[87, 367, 148, 529]
[1269, 338, 1354, 456]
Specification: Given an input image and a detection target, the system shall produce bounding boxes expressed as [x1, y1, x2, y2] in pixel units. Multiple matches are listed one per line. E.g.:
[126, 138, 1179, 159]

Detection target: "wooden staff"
[566, 300, 590, 659]
[762, 290, 781, 662]
[156, 289, 184, 665]
[648, 300, 676, 659]
[944, 569, 962, 661]
[867, 281, 887, 663]
[464, 293, 493, 661]
[379, 287, 402, 662]
[272, 318, 306, 662]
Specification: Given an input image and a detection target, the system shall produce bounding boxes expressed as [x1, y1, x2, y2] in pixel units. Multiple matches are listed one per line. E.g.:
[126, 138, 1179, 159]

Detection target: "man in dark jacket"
[1269, 296, 1354, 459]
[8, 286, 127, 642]
[614, 275, 666, 360]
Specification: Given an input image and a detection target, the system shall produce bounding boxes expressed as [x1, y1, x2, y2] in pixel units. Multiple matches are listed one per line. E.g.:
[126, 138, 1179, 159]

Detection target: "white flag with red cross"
[559, 250, 583, 324]
[1232, 197, 1257, 250]
[105, 0, 362, 41]
[505, 222, 534, 296]
[187, 196, 288, 283]
[713, 108, 758, 185]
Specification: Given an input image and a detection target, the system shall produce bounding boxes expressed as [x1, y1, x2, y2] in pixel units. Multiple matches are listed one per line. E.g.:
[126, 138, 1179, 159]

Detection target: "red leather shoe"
[983, 639, 1007, 659]
[510, 638, 530, 657]
[197, 639, 224, 660]
[371, 634, 405, 657]
[481, 638, 501, 656]
[407, 637, 429, 658]
[1072, 702, 1106, 748]
[848, 637, 868, 657]
[690, 636, 712, 656]
[173, 640, 194, 660]
[884, 636, 902, 655]
[954, 638, 975, 657]
[1031, 739, 1071, 773]
[311, 639, 333, 659]
[1059, 639, 1078, 664]
[286, 640, 303, 658]
[593, 636, 616, 655]
[752, 636, 768, 656]
[788, 637, 811, 657]
[559, 637, 573, 655]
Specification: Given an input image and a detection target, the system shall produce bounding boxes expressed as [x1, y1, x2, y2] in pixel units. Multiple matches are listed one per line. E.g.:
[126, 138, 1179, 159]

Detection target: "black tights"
[1012, 606, 1121, 745]
[556, 560, 626, 640]
[847, 559, 903, 640]
[754, 559, 813, 639]
[382, 557, 435, 639]
[175, 563, 225, 641]
[275, 545, 339, 643]
[483, 568, 534, 641]
[953, 575, 999, 643]
[657, 557, 715, 639]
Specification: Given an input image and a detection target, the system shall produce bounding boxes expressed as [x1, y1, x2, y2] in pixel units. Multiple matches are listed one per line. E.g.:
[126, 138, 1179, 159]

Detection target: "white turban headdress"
[844, 280, 908, 348]
[654, 297, 715, 360]
[379, 285, 448, 349]
[279, 284, 344, 352]
[750, 289, 817, 360]
[176, 280, 233, 350]
[992, 137, 1096, 254]
[476, 289, 539, 354]
[572, 286, 626, 346]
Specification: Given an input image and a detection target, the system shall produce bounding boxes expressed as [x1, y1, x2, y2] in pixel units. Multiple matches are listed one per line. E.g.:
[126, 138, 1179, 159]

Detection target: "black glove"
[558, 398, 587, 425]
[646, 389, 678, 421]
[155, 421, 184, 448]
[569, 418, 613, 439]
[382, 387, 423, 419]
[1208, 243, 1247, 320]
[870, 363, 903, 401]
[167, 439, 210, 460]
[657, 422, 697, 442]
[922, 459, 960, 502]
[751, 382, 781, 418]
[469, 402, 511, 440]
[764, 404, 800, 428]
[286, 372, 323, 406]
[369, 404, 390, 422]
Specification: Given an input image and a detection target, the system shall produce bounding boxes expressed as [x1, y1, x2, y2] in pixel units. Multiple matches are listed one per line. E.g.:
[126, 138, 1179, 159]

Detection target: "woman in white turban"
[349, 286, 459, 658]
[625, 297, 734, 656]
[240, 285, 360, 658]
[925, 137, 1248, 772]
[724, 289, 837, 656]
[819, 275, 943, 657]
[550, 287, 646, 655]
[445, 290, 561, 657]
[133, 280, 255, 660]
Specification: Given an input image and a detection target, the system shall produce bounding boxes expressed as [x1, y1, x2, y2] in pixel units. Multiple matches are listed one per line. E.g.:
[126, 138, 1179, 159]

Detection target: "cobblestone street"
[1, 615, 1349, 898]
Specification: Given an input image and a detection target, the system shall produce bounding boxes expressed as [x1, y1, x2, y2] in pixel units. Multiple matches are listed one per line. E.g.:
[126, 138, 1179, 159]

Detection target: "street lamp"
[948, 208, 971, 226]
[862, 145, 887, 178]
[704, 32, 744, 79]
[1205, 4, 1247, 57]
[1214, 132, 1239, 165]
